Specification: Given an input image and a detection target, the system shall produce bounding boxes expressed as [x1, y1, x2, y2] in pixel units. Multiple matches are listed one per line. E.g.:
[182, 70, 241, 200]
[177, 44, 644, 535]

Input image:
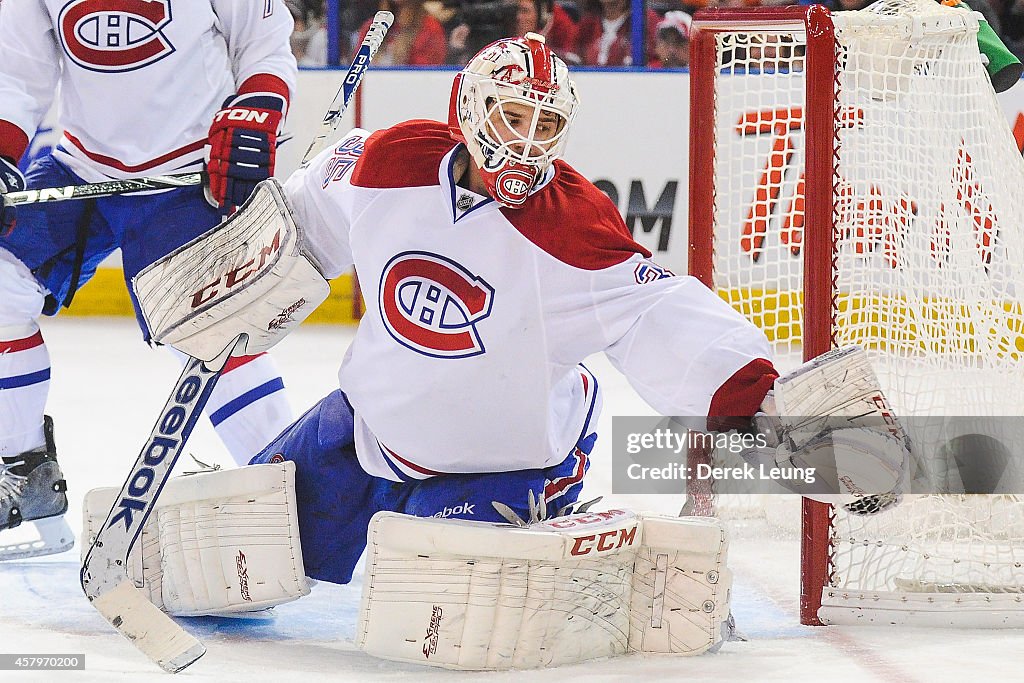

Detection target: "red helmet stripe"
[527, 37, 553, 89]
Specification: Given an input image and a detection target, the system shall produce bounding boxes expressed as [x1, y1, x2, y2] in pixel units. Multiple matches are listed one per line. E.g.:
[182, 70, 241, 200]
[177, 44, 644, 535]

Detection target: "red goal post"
[689, 5, 837, 626]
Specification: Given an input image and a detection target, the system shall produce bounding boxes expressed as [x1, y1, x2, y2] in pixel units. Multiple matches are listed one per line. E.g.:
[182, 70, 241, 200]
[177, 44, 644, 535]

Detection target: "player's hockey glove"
[207, 92, 285, 215]
[0, 156, 25, 236]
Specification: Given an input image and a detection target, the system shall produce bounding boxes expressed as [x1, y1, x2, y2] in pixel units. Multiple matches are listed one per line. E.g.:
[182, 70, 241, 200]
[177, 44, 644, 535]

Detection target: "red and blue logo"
[379, 252, 495, 359]
[58, 0, 174, 73]
[634, 260, 675, 284]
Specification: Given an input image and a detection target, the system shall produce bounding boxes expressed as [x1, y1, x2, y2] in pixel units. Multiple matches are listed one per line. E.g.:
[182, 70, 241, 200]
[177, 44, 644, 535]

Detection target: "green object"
[948, 0, 1022, 92]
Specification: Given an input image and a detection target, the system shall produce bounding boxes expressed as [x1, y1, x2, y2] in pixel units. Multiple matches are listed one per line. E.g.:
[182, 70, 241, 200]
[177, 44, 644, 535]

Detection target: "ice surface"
[3, 317, 1022, 681]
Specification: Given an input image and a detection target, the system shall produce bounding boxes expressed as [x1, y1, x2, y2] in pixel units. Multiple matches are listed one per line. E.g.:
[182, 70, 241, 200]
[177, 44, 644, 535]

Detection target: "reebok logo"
[432, 502, 475, 518]
[108, 358, 212, 533]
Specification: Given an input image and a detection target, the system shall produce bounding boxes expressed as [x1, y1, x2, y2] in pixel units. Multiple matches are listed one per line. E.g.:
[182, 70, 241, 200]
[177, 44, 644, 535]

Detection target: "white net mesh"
[698, 0, 1024, 609]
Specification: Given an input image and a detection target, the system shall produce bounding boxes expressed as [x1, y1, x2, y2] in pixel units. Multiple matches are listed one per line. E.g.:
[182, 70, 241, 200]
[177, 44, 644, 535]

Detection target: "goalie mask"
[448, 33, 579, 207]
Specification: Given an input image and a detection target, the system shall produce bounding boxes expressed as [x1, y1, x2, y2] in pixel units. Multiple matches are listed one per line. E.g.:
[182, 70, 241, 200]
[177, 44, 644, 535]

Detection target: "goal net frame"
[688, 2, 1024, 627]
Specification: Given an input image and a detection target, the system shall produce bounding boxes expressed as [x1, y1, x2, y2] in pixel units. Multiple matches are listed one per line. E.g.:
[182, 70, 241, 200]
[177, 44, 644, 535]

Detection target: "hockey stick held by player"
[0, 0, 300, 563]
[124, 32, 910, 670]
[77, 12, 394, 674]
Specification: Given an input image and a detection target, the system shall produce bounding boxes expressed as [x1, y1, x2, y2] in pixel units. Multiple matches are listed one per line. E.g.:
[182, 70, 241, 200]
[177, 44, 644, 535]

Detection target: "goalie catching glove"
[743, 346, 911, 513]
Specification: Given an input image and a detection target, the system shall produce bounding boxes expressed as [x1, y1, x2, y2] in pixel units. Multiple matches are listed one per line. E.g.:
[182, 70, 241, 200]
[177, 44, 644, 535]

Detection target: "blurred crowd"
[282, 0, 1024, 69]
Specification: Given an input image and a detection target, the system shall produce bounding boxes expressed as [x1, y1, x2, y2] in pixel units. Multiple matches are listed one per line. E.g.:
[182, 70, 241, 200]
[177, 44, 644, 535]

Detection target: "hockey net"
[688, 0, 1024, 626]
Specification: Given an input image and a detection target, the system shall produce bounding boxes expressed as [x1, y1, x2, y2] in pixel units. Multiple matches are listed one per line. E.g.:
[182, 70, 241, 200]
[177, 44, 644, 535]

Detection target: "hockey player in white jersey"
[0, 0, 298, 559]
[115, 33, 910, 667]
[247, 31, 788, 579]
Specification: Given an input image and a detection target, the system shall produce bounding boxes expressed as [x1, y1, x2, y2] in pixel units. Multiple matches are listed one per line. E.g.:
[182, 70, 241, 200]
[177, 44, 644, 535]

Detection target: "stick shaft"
[80, 337, 243, 673]
[5, 171, 204, 206]
[300, 10, 394, 166]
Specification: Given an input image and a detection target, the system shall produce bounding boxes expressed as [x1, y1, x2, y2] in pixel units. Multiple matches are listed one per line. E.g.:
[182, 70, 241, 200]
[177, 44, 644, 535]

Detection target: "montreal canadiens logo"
[379, 252, 495, 359]
[59, 0, 174, 73]
[496, 169, 533, 204]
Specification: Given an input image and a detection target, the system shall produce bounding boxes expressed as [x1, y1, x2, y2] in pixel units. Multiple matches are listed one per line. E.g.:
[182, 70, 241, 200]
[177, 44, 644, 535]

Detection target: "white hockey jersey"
[285, 121, 777, 482]
[0, 0, 296, 178]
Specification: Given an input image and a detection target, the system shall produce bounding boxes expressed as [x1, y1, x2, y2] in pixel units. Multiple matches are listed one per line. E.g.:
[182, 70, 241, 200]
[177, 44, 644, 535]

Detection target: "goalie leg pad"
[83, 462, 309, 616]
[629, 515, 732, 656]
[356, 510, 732, 670]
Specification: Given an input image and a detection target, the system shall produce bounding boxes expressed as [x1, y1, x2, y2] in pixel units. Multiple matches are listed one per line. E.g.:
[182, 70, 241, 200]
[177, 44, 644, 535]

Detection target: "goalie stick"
[80, 337, 241, 673]
[79, 10, 394, 674]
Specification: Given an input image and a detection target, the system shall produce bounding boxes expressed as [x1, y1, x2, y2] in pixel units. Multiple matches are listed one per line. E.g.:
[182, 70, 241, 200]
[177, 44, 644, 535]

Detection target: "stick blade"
[89, 580, 206, 673]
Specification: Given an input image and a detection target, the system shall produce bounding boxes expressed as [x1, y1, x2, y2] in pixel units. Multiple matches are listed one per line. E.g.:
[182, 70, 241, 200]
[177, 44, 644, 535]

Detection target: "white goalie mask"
[448, 33, 579, 207]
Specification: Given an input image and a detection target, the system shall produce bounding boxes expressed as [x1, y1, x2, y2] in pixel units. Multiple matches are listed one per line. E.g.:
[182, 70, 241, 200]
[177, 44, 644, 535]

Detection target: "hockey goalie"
[84, 33, 911, 669]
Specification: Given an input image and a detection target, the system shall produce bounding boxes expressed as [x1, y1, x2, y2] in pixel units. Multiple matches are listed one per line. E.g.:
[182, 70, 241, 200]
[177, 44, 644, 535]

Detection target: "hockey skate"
[0, 416, 74, 560]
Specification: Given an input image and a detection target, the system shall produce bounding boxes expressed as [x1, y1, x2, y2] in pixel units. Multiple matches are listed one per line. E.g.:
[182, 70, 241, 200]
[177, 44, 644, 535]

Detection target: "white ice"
[3, 317, 1023, 682]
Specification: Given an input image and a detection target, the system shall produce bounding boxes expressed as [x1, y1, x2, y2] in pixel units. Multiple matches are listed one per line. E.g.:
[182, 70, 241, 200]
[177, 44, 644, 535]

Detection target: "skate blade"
[0, 516, 75, 561]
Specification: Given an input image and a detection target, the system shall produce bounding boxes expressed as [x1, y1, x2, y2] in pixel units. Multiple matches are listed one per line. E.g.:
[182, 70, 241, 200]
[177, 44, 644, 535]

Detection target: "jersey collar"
[440, 144, 558, 223]
[441, 145, 495, 223]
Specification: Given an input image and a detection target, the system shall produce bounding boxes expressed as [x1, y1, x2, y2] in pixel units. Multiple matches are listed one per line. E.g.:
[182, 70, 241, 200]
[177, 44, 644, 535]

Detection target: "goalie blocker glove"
[0, 155, 25, 236]
[207, 92, 286, 215]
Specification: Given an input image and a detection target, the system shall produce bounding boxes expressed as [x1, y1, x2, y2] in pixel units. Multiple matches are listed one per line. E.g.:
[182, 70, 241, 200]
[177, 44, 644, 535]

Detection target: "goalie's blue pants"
[249, 388, 597, 586]
[0, 152, 219, 329]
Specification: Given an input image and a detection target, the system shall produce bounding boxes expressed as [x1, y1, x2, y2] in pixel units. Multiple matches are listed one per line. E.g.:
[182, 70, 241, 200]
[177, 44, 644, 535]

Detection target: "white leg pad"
[357, 510, 731, 670]
[629, 516, 731, 655]
[83, 462, 309, 616]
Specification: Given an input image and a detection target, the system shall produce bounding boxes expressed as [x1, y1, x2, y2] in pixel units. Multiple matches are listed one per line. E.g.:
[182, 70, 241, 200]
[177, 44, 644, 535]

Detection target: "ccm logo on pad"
[569, 526, 638, 556]
[190, 229, 283, 309]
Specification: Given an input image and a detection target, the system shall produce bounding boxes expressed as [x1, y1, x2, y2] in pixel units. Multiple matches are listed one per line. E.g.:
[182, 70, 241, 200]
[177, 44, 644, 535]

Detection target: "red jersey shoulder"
[350, 120, 455, 189]
[502, 160, 652, 270]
